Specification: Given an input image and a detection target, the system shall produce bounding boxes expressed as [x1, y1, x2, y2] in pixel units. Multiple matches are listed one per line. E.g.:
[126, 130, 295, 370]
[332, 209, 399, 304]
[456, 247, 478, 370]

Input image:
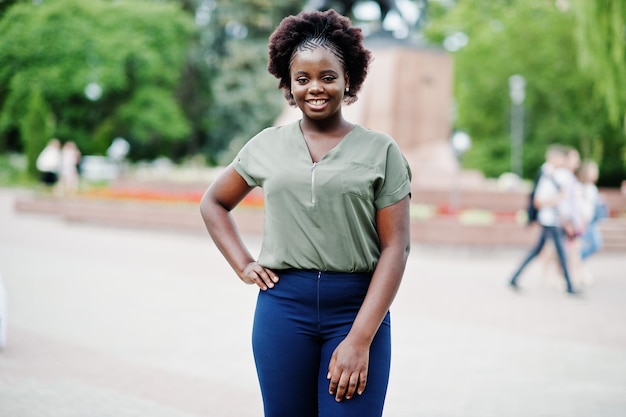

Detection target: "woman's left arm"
[327, 194, 411, 402]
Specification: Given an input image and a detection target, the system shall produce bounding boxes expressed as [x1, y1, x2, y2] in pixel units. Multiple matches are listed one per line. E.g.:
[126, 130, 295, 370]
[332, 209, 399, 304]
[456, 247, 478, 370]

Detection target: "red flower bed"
[82, 188, 265, 208]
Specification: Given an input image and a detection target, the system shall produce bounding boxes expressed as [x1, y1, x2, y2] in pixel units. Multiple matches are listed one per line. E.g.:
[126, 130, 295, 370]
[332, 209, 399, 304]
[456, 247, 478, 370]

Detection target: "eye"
[295, 77, 308, 84]
[322, 75, 336, 82]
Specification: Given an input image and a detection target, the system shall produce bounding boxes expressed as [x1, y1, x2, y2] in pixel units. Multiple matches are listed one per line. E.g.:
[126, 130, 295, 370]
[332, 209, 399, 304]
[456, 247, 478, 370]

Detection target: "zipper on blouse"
[316, 270, 321, 329]
[310, 162, 317, 205]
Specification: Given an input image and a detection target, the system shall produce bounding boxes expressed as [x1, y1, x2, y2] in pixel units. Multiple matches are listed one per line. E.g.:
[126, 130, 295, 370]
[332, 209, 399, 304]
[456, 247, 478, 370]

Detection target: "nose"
[308, 79, 324, 93]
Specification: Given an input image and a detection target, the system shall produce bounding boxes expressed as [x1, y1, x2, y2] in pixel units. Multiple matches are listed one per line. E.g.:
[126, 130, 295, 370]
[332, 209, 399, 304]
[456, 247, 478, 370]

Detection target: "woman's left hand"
[327, 335, 370, 402]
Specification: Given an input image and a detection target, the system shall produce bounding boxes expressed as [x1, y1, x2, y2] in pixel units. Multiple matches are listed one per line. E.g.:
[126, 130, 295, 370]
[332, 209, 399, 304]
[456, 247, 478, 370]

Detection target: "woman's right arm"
[200, 166, 278, 290]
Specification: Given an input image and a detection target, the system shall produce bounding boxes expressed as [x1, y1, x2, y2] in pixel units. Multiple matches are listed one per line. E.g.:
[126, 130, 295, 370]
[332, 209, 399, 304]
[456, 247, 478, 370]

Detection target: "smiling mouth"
[307, 99, 328, 106]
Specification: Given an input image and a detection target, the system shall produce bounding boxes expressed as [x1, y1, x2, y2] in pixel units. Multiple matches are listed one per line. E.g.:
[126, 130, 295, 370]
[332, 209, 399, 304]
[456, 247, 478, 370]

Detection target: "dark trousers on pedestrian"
[510, 225, 575, 292]
[252, 269, 391, 417]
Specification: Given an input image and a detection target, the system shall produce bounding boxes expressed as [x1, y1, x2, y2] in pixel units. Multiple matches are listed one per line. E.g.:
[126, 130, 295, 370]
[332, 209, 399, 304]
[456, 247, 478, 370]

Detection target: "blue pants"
[510, 225, 574, 292]
[252, 269, 391, 417]
[581, 223, 602, 260]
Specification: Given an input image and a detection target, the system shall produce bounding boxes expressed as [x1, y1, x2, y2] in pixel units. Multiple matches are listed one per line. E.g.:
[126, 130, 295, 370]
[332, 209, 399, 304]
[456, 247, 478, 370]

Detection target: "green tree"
[571, 0, 626, 185]
[573, 0, 626, 130]
[0, 0, 22, 18]
[424, 0, 624, 186]
[191, 0, 306, 163]
[20, 88, 54, 176]
[0, 0, 194, 159]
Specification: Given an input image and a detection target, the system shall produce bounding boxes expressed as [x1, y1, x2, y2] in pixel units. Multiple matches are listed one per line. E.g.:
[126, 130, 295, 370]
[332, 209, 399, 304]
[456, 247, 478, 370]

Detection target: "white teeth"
[309, 100, 326, 105]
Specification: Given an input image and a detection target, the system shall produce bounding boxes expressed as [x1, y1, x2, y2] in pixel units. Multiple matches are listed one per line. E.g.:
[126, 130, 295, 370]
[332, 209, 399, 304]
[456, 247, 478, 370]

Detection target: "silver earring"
[345, 87, 349, 92]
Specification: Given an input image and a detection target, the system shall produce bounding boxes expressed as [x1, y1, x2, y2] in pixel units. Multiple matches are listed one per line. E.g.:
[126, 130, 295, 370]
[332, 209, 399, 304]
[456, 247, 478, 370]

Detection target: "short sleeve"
[374, 142, 412, 209]
[231, 137, 261, 187]
[535, 175, 557, 201]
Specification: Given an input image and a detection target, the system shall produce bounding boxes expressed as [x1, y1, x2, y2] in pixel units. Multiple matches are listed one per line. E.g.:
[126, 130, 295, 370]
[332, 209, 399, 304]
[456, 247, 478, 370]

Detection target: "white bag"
[36, 146, 61, 172]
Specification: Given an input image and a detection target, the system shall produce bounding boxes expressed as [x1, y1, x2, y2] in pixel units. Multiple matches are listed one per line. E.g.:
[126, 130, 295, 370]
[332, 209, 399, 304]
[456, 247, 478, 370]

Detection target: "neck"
[300, 113, 350, 134]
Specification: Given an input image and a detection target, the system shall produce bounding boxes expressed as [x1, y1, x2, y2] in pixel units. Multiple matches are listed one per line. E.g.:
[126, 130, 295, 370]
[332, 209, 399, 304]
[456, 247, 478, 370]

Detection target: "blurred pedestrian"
[35, 138, 61, 190]
[107, 137, 130, 178]
[540, 146, 584, 289]
[578, 160, 605, 282]
[557, 147, 583, 240]
[509, 144, 580, 295]
[200, 9, 411, 417]
[58, 141, 82, 195]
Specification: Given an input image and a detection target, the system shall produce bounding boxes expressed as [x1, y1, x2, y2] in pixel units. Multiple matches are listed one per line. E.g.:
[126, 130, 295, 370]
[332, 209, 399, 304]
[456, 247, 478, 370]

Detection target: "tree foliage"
[20, 88, 55, 176]
[0, 0, 194, 159]
[424, 0, 625, 186]
[0, 0, 310, 165]
[0, 0, 22, 18]
[193, 0, 306, 163]
[572, 0, 626, 130]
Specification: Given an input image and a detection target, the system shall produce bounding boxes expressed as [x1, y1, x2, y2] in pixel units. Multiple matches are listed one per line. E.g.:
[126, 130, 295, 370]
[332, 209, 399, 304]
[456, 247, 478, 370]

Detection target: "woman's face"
[289, 46, 348, 122]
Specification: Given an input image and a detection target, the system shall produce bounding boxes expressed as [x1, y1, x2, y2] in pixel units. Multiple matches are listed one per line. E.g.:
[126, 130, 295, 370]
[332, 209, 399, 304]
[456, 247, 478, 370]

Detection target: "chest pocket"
[341, 161, 377, 200]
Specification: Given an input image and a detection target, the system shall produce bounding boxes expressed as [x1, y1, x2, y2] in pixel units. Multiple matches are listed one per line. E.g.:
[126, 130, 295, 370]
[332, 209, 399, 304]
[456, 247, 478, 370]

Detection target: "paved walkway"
[1, 187, 625, 417]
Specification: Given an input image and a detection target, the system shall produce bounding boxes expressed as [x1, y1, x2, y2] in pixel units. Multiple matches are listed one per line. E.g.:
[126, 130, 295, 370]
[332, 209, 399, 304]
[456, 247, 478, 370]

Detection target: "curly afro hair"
[268, 9, 372, 106]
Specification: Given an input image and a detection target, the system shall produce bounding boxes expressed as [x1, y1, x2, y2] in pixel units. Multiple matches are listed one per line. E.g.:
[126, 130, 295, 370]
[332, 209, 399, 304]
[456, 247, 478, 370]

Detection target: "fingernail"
[273, 275, 279, 282]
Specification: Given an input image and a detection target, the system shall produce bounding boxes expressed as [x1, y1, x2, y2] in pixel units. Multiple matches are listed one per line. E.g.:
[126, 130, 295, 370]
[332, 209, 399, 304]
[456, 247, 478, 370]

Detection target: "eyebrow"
[292, 69, 339, 76]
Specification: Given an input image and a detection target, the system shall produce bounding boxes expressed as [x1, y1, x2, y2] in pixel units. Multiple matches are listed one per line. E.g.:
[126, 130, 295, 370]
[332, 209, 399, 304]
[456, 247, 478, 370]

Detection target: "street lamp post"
[508, 74, 525, 178]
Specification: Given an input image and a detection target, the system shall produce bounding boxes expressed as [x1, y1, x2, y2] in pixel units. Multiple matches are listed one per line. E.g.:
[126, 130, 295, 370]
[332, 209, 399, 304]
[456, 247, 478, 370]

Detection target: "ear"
[344, 73, 350, 92]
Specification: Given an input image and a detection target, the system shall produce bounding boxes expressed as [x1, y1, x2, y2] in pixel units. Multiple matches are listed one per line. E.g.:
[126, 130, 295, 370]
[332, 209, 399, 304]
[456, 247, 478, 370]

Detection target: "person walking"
[35, 138, 62, 190]
[579, 160, 605, 261]
[557, 147, 583, 241]
[577, 159, 605, 283]
[509, 144, 579, 295]
[58, 141, 82, 196]
[539, 146, 584, 289]
[200, 9, 412, 417]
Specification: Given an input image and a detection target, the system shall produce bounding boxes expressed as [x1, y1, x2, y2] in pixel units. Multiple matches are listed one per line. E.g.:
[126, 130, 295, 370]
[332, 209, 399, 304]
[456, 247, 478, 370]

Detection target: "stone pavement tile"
[0, 328, 259, 417]
[385, 316, 626, 417]
[0, 375, 204, 417]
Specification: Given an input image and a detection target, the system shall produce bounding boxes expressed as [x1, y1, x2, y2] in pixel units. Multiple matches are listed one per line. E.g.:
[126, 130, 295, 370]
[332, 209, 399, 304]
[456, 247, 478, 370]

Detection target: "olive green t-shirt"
[232, 120, 412, 272]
